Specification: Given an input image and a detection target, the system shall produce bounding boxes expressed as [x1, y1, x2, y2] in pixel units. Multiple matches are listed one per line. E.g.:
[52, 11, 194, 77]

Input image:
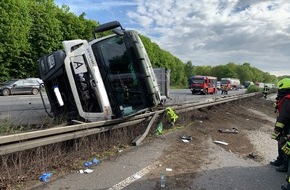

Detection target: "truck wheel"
[192, 91, 195, 94]
[32, 88, 39, 95]
[2, 89, 10, 96]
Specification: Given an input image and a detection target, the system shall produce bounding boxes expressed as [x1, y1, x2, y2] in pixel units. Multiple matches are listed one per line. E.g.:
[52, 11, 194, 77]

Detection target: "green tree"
[210, 65, 226, 80]
[237, 63, 253, 84]
[194, 66, 212, 76]
[262, 72, 277, 83]
[184, 61, 195, 79]
[56, 6, 97, 41]
[0, 0, 32, 81]
[28, 0, 63, 77]
[250, 67, 263, 83]
[222, 63, 238, 78]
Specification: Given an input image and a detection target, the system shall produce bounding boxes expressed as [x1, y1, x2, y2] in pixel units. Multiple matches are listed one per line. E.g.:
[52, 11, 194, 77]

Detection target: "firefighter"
[271, 95, 289, 173]
[224, 84, 229, 95]
[221, 85, 225, 94]
[263, 85, 270, 98]
[269, 78, 290, 190]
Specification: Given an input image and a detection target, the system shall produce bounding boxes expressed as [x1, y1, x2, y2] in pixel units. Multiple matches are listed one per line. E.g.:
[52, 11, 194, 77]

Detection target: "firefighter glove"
[282, 142, 290, 155]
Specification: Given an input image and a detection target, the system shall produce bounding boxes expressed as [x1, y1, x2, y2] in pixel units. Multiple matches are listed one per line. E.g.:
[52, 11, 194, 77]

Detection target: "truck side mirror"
[93, 21, 124, 39]
[112, 28, 124, 36]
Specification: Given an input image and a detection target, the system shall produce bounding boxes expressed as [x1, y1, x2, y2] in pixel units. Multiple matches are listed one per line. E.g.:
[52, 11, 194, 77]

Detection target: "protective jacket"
[263, 86, 269, 93]
[275, 94, 290, 134]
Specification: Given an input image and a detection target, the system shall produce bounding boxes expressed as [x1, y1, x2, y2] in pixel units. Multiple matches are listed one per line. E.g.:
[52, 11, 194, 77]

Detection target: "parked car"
[0, 78, 42, 96]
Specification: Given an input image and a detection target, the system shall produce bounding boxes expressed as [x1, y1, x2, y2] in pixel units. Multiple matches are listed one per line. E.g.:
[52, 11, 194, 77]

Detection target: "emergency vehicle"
[188, 75, 217, 95]
[38, 21, 162, 123]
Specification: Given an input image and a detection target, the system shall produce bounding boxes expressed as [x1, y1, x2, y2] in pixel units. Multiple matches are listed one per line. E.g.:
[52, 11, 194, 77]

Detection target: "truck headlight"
[39, 59, 46, 73]
[47, 54, 55, 70]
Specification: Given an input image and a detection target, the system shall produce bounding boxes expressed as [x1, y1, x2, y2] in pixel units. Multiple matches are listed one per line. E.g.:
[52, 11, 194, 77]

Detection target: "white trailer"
[221, 78, 241, 90]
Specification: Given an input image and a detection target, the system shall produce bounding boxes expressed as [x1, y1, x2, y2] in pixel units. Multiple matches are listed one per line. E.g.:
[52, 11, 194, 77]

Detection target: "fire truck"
[38, 21, 162, 123]
[188, 75, 217, 95]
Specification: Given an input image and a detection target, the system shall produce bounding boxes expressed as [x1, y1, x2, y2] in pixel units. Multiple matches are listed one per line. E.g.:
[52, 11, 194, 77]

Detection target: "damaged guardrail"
[0, 92, 258, 156]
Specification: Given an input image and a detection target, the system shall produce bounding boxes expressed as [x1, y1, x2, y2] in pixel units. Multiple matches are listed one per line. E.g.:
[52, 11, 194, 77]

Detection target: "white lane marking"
[108, 161, 162, 190]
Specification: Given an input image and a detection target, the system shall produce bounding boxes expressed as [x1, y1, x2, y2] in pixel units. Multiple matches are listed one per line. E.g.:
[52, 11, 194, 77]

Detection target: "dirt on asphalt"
[2, 94, 278, 190]
[143, 95, 277, 189]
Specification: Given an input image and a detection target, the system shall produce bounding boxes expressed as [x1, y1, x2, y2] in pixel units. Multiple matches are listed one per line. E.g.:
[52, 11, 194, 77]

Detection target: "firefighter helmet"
[277, 78, 290, 90]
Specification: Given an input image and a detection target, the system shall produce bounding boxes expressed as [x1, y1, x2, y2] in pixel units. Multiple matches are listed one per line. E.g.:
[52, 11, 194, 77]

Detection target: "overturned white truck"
[38, 21, 163, 123]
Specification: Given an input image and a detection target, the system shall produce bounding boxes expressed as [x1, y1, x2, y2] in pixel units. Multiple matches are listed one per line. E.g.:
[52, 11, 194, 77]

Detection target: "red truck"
[188, 75, 217, 95]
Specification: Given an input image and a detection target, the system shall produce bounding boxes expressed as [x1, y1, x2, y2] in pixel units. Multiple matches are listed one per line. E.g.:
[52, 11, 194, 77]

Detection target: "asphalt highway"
[0, 89, 246, 126]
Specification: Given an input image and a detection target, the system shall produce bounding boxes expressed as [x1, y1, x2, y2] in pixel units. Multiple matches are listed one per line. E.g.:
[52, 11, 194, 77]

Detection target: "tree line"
[140, 34, 282, 86]
[0, 0, 285, 86]
[0, 0, 97, 83]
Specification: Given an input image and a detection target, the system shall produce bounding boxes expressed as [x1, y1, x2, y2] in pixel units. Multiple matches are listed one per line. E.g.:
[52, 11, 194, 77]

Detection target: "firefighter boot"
[270, 159, 283, 167]
[282, 176, 290, 189]
[281, 183, 290, 190]
[276, 165, 288, 172]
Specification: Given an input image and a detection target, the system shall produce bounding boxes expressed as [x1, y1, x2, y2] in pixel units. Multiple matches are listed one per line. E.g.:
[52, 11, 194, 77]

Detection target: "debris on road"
[181, 135, 192, 141]
[84, 161, 93, 167]
[84, 158, 100, 168]
[84, 169, 93, 174]
[39, 172, 52, 182]
[248, 152, 258, 159]
[79, 169, 94, 174]
[79, 170, 84, 174]
[181, 135, 192, 143]
[213, 140, 229, 146]
[155, 122, 163, 135]
[165, 107, 178, 124]
[218, 127, 239, 133]
[181, 139, 190, 143]
[92, 158, 100, 165]
[166, 168, 173, 172]
[79, 158, 100, 174]
[133, 174, 142, 179]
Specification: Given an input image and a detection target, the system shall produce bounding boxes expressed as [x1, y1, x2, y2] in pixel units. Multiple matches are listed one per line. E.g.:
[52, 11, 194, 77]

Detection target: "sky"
[54, 0, 290, 76]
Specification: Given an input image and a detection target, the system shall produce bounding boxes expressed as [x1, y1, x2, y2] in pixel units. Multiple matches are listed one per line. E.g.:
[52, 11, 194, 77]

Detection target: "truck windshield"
[190, 78, 204, 84]
[221, 80, 230, 85]
[91, 35, 149, 117]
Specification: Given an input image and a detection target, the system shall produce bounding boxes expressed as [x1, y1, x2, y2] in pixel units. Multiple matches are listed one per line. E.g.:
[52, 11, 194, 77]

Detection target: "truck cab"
[188, 75, 217, 95]
[39, 21, 161, 123]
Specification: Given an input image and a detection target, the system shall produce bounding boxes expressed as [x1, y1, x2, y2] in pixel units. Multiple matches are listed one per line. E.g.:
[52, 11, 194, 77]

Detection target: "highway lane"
[0, 89, 246, 126]
[167, 88, 246, 105]
[0, 94, 51, 126]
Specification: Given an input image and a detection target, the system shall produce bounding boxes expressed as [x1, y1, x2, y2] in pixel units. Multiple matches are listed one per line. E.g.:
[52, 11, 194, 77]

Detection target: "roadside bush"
[246, 85, 260, 93]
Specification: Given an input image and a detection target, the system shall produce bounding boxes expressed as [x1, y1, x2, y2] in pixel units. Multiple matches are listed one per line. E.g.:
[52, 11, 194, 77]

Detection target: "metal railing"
[0, 92, 258, 156]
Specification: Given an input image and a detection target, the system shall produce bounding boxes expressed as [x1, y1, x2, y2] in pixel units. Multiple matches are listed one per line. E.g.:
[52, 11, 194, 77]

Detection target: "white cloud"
[127, 0, 290, 76]
[55, 0, 290, 76]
